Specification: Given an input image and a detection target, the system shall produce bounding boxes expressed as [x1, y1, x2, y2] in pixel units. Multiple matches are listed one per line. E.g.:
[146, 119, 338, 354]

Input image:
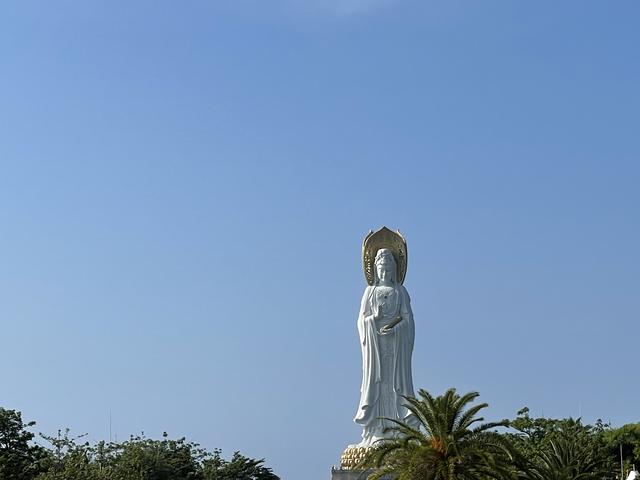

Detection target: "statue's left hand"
[379, 325, 393, 335]
[379, 316, 402, 335]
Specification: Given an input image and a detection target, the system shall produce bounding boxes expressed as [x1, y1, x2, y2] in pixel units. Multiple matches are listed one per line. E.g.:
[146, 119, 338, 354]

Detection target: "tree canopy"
[3, 393, 639, 480]
[0, 408, 279, 480]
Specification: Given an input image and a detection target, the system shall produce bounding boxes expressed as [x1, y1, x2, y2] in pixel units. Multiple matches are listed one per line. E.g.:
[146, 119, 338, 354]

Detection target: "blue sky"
[1, 1, 639, 479]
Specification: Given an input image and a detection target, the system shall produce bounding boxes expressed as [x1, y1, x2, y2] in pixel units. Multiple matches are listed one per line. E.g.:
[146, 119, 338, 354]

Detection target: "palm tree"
[361, 388, 516, 480]
[520, 437, 608, 480]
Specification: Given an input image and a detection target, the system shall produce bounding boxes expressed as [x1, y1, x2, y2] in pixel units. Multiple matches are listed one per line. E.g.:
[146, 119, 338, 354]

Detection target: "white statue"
[353, 228, 416, 448]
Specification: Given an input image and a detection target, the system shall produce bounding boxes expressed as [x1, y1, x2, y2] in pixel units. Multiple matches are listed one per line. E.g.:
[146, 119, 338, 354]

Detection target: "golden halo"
[362, 226, 408, 285]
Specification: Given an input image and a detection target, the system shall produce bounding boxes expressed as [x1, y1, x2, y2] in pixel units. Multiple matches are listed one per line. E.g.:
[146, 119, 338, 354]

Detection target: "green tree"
[602, 423, 640, 476]
[0, 408, 280, 480]
[34, 429, 279, 480]
[35, 429, 110, 480]
[507, 408, 613, 480]
[520, 438, 608, 480]
[0, 408, 47, 480]
[202, 450, 279, 480]
[362, 388, 515, 480]
[110, 433, 205, 480]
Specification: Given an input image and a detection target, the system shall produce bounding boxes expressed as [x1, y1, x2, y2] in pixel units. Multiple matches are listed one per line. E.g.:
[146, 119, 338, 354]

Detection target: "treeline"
[0, 408, 279, 480]
[4, 394, 640, 480]
[507, 406, 640, 479]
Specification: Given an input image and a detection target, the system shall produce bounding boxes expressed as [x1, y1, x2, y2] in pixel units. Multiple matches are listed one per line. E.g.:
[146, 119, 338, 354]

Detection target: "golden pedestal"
[339, 445, 372, 470]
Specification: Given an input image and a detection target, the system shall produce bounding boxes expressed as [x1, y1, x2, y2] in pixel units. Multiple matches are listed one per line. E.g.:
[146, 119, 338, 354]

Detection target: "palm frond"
[365, 387, 514, 480]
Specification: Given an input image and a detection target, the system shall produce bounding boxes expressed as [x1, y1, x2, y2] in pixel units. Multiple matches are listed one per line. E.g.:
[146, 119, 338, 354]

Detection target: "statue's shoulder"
[397, 284, 411, 299]
[359, 285, 375, 310]
[360, 285, 375, 301]
[362, 285, 375, 296]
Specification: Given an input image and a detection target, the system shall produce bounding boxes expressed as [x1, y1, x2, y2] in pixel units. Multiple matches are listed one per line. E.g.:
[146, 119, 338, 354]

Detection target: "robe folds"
[354, 284, 416, 428]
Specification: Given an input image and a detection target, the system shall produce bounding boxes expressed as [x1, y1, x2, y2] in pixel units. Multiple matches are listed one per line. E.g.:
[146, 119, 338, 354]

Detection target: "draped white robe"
[354, 283, 416, 442]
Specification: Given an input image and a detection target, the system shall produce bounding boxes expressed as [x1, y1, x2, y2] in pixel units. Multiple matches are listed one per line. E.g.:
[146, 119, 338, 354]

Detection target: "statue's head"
[374, 248, 397, 284]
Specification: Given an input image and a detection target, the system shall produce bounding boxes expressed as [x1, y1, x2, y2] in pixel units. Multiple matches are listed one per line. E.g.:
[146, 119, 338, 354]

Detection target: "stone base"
[331, 467, 390, 480]
[331, 467, 370, 480]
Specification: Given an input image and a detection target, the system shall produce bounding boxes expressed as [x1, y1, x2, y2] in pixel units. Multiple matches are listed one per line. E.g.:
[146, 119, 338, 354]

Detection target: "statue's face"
[376, 262, 394, 283]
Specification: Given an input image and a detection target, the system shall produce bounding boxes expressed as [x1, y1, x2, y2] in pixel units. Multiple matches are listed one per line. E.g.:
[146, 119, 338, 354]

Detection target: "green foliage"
[3, 397, 638, 480]
[0, 408, 279, 480]
[0, 408, 47, 480]
[507, 408, 613, 480]
[362, 388, 516, 480]
[34, 430, 208, 480]
[602, 423, 640, 472]
[202, 450, 278, 480]
[109, 433, 205, 480]
[507, 408, 610, 462]
[519, 437, 609, 480]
